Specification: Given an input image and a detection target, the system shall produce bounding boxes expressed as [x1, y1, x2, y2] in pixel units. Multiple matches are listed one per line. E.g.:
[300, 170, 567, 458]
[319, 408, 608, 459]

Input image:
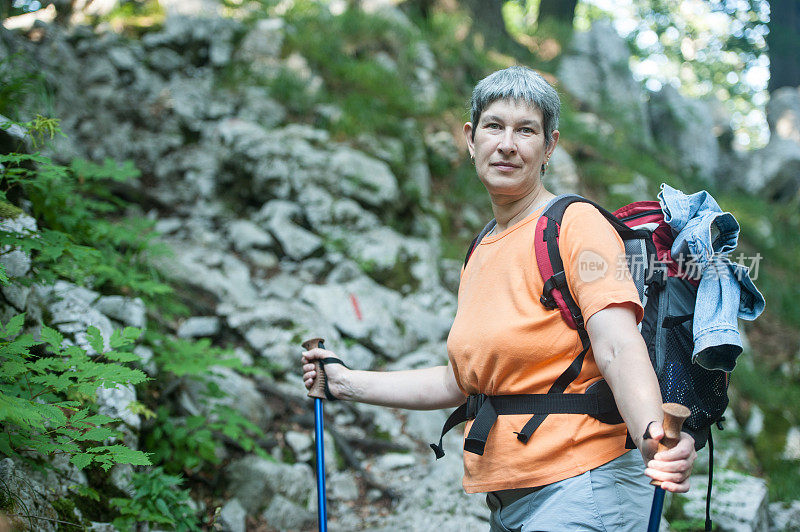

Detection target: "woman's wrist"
[328, 367, 353, 401]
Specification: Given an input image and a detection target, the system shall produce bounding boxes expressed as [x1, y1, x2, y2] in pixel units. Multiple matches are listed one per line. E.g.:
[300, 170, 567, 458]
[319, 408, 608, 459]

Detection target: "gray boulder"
[648, 85, 720, 183]
[176, 316, 221, 338]
[679, 469, 769, 532]
[218, 498, 247, 532]
[557, 20, 652, 148]
[546, 145, 581, 194]
[96, 383, 141, 430]
[179, 366, 273, 430]
[154, 240, 259, 306]
[261, 494, 315, 531]
[225, 455, 314, 514]
[728, 137, 800, 199]
[236, 18, 285, 77]
[0, 458, 59, 532]
[328, 146, 401, 208]
[767, 86, 800, 144]
[769, 501, 800, 531]
[93, 295, 146, 328]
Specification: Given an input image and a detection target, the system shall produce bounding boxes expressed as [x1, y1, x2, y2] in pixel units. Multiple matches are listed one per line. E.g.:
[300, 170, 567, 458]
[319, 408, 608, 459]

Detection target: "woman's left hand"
[641, 423, 697, 493]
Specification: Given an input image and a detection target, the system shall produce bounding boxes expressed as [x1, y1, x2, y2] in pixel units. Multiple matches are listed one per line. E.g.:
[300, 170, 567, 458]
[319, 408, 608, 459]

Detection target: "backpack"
[431, 194, 731, 532]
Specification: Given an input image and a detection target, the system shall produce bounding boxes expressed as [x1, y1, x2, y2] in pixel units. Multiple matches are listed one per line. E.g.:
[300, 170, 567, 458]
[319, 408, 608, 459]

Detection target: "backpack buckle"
[466, 393, 487, 419]
[540, 294, 558, 310]
[647, 262, 668, 289]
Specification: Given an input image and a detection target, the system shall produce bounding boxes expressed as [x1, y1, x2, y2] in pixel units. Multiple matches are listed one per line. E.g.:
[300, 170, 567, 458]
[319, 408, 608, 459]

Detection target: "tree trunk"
[402, 0, 436, 20]
[767, 0, 800, 92]
[462, 0, 528, 57]
[537, 0, 578, 26]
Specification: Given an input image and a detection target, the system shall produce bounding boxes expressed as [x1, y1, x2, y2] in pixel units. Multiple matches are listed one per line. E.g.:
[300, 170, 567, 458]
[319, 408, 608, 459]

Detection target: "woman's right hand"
[301, 346, 348, 399]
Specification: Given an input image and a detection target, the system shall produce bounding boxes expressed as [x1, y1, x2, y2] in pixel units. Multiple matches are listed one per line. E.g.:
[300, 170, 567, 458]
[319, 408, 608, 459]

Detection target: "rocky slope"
[1, 1, 799, 530]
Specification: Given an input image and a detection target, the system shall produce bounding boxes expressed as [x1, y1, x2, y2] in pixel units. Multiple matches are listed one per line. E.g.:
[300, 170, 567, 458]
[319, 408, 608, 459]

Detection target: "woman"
[301, 66, 696, 531]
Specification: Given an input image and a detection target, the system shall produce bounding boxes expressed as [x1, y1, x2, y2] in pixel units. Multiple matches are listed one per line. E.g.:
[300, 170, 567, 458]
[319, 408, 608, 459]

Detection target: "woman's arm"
[301, 346, 465, 411]
[586, 303, 697, 493]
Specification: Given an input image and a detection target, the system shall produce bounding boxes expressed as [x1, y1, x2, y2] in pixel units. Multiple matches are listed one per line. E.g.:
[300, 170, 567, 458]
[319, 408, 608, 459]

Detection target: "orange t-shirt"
[447, 202, 644, 493]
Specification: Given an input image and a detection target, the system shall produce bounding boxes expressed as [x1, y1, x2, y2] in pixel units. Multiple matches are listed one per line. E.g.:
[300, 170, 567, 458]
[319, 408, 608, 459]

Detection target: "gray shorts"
[486, 450, 652, 532]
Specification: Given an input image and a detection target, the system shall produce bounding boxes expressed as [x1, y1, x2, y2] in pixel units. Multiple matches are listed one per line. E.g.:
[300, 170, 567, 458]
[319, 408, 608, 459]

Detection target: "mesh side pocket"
[658, 321, 729, 435]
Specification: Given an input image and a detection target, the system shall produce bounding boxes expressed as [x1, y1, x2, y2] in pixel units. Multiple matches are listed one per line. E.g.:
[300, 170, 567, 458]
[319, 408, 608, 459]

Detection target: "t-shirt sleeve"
[558, 203, 644, 324]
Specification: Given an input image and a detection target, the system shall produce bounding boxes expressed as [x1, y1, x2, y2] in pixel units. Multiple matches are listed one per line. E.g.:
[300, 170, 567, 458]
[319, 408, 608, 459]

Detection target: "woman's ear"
[463, 122, 475, 158]
[546, 130, 559, 158]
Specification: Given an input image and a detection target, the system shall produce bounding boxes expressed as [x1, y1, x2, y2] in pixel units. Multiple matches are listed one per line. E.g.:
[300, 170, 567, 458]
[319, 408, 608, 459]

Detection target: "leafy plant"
[142, 334, 269, 474]
[0, 318, 151, 471]
[0, 151, 171, 299]
[110, 467, 200, 531]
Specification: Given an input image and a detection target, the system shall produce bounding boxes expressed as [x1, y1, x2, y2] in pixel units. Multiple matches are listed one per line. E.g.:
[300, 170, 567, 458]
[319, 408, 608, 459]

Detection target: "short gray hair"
[469, 66, 560, 146]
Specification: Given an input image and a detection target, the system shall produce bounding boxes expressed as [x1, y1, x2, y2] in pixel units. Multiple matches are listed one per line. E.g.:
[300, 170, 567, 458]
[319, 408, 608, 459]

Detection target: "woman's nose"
[498, 128, 516, 154]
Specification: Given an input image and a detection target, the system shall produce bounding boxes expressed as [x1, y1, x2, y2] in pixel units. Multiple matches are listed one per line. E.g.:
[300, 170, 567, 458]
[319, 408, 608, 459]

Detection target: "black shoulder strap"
[463, 219, 497, 268]
[517, 194, 637, 444]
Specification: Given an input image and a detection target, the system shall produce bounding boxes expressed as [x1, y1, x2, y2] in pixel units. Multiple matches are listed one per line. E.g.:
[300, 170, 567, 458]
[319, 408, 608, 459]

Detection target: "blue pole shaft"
[647, 487, 665, 532]
[314, 397, 328, 532]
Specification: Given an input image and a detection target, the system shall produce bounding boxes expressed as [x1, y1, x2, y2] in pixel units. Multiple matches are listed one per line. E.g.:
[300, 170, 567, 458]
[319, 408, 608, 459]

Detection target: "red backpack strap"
[535, 195, 590, 330]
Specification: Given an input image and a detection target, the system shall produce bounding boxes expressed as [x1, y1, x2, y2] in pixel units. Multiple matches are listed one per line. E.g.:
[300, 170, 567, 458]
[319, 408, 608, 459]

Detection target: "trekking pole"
[647, 403, 691, 532]
[302, 337, 329, 532]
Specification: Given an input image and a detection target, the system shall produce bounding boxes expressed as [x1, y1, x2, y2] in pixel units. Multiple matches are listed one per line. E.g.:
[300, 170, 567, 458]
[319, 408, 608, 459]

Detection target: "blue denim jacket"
[658, 183, 765, 371]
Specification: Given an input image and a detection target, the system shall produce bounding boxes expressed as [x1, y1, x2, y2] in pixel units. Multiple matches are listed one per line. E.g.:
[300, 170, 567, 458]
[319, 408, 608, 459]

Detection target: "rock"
[176, 316, 221, 338]
[353, 403, 406, 440]
[735, 137, 800, 201]
[341, 342, 376, 370]
[227, 219, 275, 252]
[300, 278, 413, 358]
[236, 18, 285, 76]
[769, 500, 800, 531]
[134, 345, 158, 375]
[557, 20, 652, 148]
[258, 200, 323, 260]
[285, 430, 313, 462]
[546, 145, 581, 194]
[0, 112, 28, 143]
[328, 471, 360, 501]
[218, 498, 247, 532]
[374, 452, 417, 471]
[328, 146, 401, 208]
[155, 240, 258, 306]
[87, 523, 117, 532]
[107, 46, 138, 71]
[93, 295, 146, 328]
[261, 494, 315, 532]
[237, 87, 286, 128]
[179, 366, 273, 430]
[783, 426, 800, 460]
[403, 408, 449, 443]
[0, 249, 31, 278]
[2, 283, 29, 310]
[745, 405, 765, 438]
[0, 458, 59, 532]
[225, 456, 314, 514]
[96, 383, 140, 429]
[609, 173, 652, 202]
[679, 469, 769, 532]
[648, 85, 720, 183]
[0, 213, 37, 236]
[302, 186, 381, 236]
[767, 86, 800, 144]
[37, 281, 114, 354]
[109, 463, 135, 496]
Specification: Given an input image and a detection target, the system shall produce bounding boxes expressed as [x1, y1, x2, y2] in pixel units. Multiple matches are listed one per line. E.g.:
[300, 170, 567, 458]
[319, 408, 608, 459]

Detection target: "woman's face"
[464, 98, 558, 204]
